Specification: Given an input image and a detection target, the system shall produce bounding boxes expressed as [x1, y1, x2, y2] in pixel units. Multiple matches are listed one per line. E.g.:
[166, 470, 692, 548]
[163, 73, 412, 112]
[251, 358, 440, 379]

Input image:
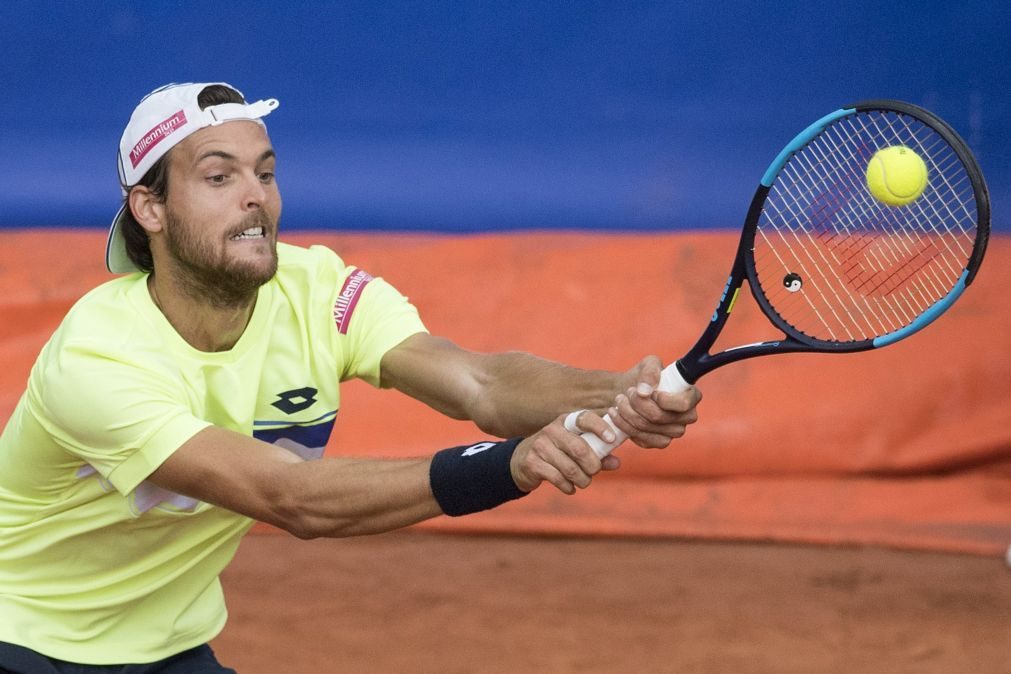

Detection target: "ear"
[128, 186, 166, 234]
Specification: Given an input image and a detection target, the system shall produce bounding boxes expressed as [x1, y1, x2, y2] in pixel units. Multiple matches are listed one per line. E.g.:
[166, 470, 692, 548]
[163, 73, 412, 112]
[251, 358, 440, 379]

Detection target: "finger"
[568, 410, 617, 445]
[607, 401, 638, 438]
[562, 409, 584, 433]
[651, 386, 703, 414]
[628, 426, 687, 449]
[633, 382, 654, 401]
[626, 387, 678, 425]
[634, 355, 663, 389]
[627, 387, 701, 428]
[548, 415, 606, 476]
[515, 439, 575, 494]
[610, 392, 665, 435]
[533, 432, 595, 490]
[539, 463, 577, 495]
[601, 455, 621, 471]
[608, 399, 691, 448]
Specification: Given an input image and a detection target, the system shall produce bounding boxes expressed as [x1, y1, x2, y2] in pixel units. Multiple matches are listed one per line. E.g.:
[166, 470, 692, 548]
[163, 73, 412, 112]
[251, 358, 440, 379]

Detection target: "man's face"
[160, 120, 282, 303]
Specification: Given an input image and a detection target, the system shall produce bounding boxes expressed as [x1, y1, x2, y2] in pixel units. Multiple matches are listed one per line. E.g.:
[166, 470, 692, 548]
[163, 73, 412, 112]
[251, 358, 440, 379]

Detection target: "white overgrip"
[581, 363, 691, 458]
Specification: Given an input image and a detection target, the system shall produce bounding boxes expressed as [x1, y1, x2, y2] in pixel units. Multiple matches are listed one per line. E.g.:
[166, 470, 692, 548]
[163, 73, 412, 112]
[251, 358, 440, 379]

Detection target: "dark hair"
[121, 84, 246, 272]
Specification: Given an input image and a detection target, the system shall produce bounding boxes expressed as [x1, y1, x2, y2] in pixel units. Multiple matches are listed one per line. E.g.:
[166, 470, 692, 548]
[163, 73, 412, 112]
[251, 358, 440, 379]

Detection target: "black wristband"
[429, 437, 528, 517]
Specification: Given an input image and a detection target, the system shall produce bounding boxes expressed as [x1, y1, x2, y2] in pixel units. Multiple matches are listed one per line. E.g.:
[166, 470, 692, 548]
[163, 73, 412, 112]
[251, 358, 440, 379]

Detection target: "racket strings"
[753, 109, 979, 343]
[799, 123, 957, 301]
[790, 126, 954, 332]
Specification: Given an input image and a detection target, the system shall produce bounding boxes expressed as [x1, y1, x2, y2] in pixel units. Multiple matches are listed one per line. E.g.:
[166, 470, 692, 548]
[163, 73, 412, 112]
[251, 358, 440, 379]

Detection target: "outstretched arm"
[147, 411, 620, 539]
[379, 333, 700, 446]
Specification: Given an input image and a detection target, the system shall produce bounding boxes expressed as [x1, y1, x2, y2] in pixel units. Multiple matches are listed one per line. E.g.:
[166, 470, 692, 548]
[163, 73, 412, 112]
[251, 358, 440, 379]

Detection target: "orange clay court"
[1, 230, 1008, 671]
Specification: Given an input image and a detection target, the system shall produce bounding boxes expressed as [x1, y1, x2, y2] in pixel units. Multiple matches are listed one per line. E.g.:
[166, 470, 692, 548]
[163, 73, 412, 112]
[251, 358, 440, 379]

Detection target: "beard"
[164, 209, 279, 309]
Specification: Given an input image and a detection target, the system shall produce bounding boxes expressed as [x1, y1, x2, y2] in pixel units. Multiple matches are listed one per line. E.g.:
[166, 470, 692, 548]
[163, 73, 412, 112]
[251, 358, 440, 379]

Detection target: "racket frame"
[675, 99, 990, 385]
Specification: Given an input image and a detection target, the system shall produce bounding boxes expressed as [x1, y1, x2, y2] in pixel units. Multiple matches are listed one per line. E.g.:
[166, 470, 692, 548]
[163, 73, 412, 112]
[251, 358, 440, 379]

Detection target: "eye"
[207, 174, 229, 185]
[258, 171, 275, 184]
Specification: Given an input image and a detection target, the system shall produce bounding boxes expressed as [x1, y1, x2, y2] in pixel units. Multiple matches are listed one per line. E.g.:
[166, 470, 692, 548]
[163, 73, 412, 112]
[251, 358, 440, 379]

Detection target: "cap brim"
[107, 203, 142, 274]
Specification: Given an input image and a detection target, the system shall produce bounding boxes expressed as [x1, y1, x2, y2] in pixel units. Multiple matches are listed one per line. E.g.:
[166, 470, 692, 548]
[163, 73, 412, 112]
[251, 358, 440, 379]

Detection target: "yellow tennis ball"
[865, 146, 928, 206]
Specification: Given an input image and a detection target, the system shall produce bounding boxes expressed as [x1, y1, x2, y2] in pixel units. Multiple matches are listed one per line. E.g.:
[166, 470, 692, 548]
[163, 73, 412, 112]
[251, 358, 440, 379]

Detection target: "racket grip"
[581, 363, 692, 458]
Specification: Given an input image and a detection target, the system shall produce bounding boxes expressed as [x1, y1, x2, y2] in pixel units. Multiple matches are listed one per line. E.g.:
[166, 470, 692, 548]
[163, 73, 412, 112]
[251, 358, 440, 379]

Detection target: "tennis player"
[0, 82, 701, 672]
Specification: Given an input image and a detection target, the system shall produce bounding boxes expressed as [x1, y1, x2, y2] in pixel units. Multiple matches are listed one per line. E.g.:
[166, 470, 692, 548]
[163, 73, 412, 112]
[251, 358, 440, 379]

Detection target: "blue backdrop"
[1, 1, 1007, 231]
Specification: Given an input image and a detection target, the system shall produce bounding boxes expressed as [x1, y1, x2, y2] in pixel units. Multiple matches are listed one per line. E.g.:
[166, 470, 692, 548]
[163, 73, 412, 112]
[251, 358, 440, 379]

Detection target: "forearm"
[150, 427, 444, 539]
[380, 334, 634, 439]
[273, 456, 443, 539]
[468, 351, 626, 437]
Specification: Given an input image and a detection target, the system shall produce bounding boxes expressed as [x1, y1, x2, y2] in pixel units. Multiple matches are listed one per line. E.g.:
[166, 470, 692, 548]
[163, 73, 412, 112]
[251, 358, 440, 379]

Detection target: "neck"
[148, 273, 257, 352]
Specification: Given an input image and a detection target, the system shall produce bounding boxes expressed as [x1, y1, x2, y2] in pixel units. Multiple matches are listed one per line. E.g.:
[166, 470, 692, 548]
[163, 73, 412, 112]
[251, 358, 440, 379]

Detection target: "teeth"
[231, 227, 264, 240]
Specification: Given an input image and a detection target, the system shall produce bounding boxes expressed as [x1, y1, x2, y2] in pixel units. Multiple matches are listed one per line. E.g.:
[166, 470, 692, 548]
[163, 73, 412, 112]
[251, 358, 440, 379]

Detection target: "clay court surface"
[212, 531, 1010, 673]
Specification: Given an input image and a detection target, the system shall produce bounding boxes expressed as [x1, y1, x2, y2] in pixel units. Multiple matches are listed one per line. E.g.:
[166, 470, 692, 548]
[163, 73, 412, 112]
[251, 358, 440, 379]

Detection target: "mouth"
[230, 226, 266, 241]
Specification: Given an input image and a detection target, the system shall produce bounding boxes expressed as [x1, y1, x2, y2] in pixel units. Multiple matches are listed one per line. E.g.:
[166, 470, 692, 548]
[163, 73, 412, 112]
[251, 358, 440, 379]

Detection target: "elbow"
[470, 403, 532, 439]
[272, 496, 363, 540]
[269, 490, 319, 540]
[272, 501, 354, 540]
[277, 509, 382, 541]
[291, 526, 325, 541]
[466, 395, 515, 439]
[266, 481, 348, 540]
[280, 513, 322, 540]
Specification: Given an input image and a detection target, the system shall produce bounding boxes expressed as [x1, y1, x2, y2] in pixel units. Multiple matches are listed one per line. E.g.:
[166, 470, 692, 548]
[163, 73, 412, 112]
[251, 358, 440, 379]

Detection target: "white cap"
[107, 82, 279, 273]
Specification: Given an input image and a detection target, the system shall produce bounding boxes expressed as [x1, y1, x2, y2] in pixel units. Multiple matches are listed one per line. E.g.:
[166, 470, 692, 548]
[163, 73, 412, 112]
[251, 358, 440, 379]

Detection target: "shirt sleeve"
[339, 274, 426, 388]
[30, 340, 212, 496]
[329, 265, 427, 387]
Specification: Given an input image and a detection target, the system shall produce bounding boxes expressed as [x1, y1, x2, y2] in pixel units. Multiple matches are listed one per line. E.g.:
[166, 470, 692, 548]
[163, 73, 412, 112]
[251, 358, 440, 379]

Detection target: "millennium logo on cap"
[130, 110, 188, 168]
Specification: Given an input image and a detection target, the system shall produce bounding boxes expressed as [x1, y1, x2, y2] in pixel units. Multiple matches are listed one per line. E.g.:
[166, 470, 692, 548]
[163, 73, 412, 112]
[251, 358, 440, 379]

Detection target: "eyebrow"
[195, 148, 276, 165]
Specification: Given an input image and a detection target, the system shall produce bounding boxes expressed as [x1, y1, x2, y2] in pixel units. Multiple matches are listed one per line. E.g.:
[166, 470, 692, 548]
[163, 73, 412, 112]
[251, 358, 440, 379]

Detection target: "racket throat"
[678, 337, 813, 383]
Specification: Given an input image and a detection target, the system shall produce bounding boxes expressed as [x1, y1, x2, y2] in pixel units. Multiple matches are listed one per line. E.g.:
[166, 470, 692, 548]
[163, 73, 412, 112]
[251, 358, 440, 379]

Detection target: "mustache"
[226, 210, 275, 239]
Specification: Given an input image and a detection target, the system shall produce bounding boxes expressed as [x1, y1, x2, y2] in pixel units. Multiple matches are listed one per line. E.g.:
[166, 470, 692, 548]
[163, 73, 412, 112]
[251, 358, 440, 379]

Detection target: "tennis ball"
[865, 146, 928, 206]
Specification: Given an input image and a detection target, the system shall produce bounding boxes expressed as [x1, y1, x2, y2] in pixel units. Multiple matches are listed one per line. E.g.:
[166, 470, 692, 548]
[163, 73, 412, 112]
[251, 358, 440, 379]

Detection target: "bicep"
[379, 333, 485, 421]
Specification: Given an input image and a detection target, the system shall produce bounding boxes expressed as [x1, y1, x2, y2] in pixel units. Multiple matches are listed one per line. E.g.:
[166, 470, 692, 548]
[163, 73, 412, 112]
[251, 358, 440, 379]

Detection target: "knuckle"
[670, 399, 691, 414]
[570, 438, 593, 459]
[610, 414, 632, 433]
[562, 464, 582, 481]
[532, 438, 552, 461]
[666, 392, 693, 412]
[579, 453, 602, 476]
[643, 407, 666, 424]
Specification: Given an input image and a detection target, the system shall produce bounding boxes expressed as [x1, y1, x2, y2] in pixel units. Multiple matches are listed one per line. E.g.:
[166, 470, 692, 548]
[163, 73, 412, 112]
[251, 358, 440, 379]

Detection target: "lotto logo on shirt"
[333, 268, 374, 334]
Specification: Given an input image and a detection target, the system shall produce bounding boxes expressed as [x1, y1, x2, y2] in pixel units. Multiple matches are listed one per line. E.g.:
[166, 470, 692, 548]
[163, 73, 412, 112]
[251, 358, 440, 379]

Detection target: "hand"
[612, 356, 702, 448]
[510, 412, 621, 495]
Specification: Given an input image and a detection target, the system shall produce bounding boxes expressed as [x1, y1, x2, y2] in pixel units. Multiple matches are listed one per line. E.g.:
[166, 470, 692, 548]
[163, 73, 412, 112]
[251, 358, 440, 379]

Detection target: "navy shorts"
[0, 642, 235, 674]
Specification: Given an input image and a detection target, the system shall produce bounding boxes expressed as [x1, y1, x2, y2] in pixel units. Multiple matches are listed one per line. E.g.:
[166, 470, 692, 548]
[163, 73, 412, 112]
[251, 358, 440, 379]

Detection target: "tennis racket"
[583, 99, 990, 457]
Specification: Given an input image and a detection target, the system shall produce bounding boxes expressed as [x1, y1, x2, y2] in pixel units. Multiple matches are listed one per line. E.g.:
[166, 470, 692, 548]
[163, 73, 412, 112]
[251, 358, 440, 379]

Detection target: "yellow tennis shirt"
[0, 242, 426, 663]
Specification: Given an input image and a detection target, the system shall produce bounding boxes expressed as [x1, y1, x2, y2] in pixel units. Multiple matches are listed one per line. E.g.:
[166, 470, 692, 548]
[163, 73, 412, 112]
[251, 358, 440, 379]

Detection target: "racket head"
[743, 100, 989, 352]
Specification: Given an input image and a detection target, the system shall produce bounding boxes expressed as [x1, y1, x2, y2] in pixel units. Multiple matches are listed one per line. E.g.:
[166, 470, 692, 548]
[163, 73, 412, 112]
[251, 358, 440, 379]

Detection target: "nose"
[243, 172, 268, 211]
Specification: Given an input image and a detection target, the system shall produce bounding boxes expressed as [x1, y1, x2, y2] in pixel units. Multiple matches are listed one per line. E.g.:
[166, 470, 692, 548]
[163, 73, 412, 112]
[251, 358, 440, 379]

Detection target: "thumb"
[634, 355, 663, 394]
